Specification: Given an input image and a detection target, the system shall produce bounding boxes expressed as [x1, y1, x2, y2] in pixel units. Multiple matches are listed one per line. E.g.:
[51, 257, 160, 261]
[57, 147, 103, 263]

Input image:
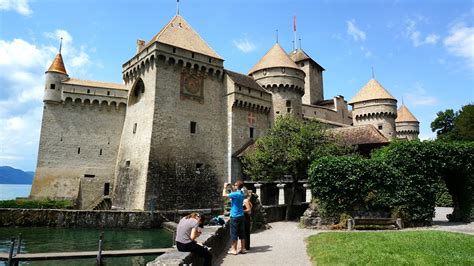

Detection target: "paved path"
[216, 221, 320, 266]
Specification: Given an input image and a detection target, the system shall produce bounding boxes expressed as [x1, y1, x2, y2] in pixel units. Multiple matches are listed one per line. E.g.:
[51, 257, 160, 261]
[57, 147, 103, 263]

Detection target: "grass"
[0, 199, 74, 209]
[307, 230, 474, 265]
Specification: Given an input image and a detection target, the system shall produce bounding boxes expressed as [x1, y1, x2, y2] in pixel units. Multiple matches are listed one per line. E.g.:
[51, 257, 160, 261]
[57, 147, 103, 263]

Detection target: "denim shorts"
[230, 216, 245, 241]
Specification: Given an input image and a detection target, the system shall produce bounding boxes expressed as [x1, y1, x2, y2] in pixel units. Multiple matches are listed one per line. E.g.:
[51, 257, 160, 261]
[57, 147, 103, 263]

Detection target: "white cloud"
[404, 18, 439, 47]
[0, 30, 93, 170]
[443, 23, 474, 69]
[347, 19, 366, 41]
[0, 0, 32, 16]
[403, 82, 438, 106]
[233, 38, 257, 53]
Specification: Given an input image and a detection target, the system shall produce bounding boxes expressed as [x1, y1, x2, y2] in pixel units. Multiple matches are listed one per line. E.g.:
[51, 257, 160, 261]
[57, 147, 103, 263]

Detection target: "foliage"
[309, 141, 474, 224]
[0, 199, 74, 209]
[307, 231, 474, 265]
[431, 104, 474, 141]
[242, 115, 352, 182]
[435, 180, 453, 207]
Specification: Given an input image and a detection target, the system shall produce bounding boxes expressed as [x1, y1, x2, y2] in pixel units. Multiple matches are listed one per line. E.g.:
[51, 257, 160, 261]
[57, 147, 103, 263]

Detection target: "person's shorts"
[230, 216, 245, 241]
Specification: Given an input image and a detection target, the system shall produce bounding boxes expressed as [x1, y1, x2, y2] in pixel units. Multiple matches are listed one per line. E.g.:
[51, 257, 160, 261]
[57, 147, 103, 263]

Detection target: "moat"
[0, 226, 172, 265]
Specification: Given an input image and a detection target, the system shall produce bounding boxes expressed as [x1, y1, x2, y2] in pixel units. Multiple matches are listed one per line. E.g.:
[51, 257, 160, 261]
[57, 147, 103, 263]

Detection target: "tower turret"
[44, 52, 68, 103]
[348, 79, 397, 140]
[396, 104, 419, 140]
[289, 48, 325, 104]
[248, 43, 305, 119]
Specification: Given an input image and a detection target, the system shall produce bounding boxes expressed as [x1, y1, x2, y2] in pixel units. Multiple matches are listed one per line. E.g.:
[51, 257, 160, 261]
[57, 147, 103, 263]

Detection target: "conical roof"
[46, 53, 67, 75]
[348, 79, 396, 104]
[248, 43, 300, 74]
[148, 15, 222, 59]
[396, 104, 419, 122]
[288, 48, 325, 70]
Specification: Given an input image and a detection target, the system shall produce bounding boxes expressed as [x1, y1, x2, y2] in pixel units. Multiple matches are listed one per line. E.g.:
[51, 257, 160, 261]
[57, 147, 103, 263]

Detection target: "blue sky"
[0, 0, 473, 171]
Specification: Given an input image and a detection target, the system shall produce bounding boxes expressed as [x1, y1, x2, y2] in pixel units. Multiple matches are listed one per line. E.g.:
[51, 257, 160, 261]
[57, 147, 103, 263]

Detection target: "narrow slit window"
[104, 183, 110, 196]
[99, 149, 103, 156]
[173, 47, 176, 53]
[190, 121, 197, 134]
[84, 174, 95, 178]
[133, 123, 137, 134]
[249, 127, 254, 139]
[191, 52, 195, 58]
[87, 89, 90, 94]
[286, 100, 291, 107]
[107, 91, 110, 96]
[77, 147, 81, 154]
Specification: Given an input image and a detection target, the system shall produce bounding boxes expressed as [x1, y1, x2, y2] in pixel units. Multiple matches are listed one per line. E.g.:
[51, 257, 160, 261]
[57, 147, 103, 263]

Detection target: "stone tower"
[248, 43, 306, 119]
[44, 52, 68, 103]
[289, 48, 325, 105]
[348, 79, 398, 140]
[113, 15, 227, 210]
[396, 104, 419, 140]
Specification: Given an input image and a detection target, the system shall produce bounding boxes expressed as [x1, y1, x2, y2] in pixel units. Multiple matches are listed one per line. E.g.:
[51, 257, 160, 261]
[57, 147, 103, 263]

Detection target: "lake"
[0, 226, 173, 265]
[0, 184, 32, 200]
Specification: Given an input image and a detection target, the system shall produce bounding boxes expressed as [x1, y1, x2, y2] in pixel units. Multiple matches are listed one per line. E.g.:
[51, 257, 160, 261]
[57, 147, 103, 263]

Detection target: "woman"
[242, 188, 253, 251]
[175, 212, 212, 266]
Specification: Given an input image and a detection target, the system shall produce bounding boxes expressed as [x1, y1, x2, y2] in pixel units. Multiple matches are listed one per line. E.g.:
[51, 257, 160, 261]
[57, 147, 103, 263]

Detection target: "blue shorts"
[230, 216, 245, 241]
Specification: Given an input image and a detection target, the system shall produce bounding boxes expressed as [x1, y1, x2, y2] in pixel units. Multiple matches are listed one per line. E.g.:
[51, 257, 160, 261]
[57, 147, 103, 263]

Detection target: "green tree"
[242, 115, 352, 220]
[456, 104, 474, 141]
[431, 109, 458, 140]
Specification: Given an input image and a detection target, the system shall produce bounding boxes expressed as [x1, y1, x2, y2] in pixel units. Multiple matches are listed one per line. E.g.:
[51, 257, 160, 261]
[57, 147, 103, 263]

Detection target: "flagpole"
[293, 16, 297, 51]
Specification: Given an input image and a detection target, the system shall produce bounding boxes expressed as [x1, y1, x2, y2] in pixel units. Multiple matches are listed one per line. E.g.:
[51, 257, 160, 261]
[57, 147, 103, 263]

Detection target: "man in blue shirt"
[223, 180, 246, 255]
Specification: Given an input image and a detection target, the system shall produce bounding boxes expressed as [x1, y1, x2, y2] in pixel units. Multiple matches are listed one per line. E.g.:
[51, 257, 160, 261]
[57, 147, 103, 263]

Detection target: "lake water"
[0, 226, 173, 265]
[0, 184, 32, 200]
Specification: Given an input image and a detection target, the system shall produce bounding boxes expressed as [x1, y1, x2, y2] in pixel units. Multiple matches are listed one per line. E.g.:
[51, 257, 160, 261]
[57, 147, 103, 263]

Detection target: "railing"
[0, 232, 173, 266]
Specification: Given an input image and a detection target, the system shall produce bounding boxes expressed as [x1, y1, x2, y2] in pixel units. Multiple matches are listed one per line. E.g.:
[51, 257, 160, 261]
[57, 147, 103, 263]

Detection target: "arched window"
[129, 78, 145, 105]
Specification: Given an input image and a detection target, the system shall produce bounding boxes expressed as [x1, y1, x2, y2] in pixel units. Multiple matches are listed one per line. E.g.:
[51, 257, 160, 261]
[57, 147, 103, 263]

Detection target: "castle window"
[301, 62, 305, 67]
[190, 121, 197, 134]
[248, 88, 251, 94]
[281, 67, 286, 73]
[173, 47, 176, 53]
[249, 127, 254, 139]
[125, 160, 131, 167]
[133, 123, 137, 134]
[260, 92, 263, 97]
[191, 52, 195, 58]
[378, 125, 383, 130]
[50, 84, 55, 90]
[286, 100, 291, 107]
[104, 183, 110, 196]
[196, 163, 203, 169]
[276, 111, 280, 114]
[208, 57, 212, 63]
[238, 86, 241, 91]
[99, 149, 103, 156]
[263, 69, 267, 76]
[107, 91, 110, 96]
[87, 89, 90, 94]
[84, 174, 95, 178]
[77, 147, 81, 154]
[287, 108, 292, 113]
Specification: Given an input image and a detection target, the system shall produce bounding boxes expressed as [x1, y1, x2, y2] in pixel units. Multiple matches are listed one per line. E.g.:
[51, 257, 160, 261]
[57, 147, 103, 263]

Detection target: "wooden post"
[14, 233, 22, 266]
[96, 232, 104, 266]
[8, 238, 15, 266]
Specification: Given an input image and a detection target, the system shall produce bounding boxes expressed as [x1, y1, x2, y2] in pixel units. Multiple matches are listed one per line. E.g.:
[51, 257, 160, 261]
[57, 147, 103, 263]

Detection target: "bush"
[0, 199, 75, 209]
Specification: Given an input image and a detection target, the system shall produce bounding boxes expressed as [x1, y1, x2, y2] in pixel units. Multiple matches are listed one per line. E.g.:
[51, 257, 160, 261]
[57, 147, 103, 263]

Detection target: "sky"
[0, 0, 473, 171]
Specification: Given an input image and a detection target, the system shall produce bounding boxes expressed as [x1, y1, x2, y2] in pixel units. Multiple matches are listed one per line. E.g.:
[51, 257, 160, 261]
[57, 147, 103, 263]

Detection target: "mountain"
[0, 166, 34, 184]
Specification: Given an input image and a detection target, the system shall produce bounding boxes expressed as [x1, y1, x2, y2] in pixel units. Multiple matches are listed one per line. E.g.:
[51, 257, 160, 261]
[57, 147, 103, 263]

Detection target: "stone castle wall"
[300, 61, 323, 105]
[30, 100, 126, 208]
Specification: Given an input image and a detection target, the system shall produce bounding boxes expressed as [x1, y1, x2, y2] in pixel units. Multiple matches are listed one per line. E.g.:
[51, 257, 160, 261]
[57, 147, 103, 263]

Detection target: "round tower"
[348, 79, 397, 140]
[44, 52, 68, 103]
[248, 43, 305, 119]
[396, 104, 419, 140]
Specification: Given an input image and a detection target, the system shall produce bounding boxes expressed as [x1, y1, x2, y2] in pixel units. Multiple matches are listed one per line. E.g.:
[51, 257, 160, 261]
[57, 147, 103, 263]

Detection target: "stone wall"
[0, 209, 164, 228]
[31, 99, 126, 209]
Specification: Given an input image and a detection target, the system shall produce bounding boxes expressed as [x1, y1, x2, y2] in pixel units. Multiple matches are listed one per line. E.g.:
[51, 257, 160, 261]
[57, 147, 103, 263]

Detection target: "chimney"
[136, 39, 145, 53]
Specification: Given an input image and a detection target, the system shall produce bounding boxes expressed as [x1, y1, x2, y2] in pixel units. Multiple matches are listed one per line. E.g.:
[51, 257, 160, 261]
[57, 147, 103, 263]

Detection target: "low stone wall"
[148, 222, 230, 266]
[0, 208, 164, 228]
[264, 203, 309, 222]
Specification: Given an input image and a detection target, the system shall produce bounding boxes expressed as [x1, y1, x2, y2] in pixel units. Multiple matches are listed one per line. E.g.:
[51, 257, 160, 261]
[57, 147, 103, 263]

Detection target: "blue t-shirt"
[228, 190, 244, 218]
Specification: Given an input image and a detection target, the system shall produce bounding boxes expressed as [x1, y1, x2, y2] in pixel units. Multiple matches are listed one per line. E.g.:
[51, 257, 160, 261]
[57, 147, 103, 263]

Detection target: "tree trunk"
[285, 179, 298, 221]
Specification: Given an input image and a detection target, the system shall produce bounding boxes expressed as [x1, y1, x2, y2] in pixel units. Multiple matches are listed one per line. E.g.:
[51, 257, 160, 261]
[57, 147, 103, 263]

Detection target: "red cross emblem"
[247, 112, 256, 126]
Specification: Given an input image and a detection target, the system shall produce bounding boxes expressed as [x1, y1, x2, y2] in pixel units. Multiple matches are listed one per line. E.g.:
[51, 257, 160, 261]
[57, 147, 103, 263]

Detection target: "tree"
[241, 115, 351, 220]
[431, 104, 474, 141]
[431, 109, 458, 140]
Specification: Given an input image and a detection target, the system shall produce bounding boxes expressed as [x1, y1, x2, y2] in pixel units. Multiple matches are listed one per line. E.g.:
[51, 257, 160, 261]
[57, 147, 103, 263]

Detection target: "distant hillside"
[0, 166, 34, 184]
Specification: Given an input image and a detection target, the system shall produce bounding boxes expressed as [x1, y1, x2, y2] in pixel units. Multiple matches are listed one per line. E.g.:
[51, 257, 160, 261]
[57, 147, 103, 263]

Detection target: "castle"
[30, 14, 419, 211]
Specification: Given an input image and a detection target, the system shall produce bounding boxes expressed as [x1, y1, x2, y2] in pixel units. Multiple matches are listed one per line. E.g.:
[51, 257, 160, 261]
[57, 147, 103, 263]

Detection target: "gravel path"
[431, 207, 474, 235]
[217, 221, 320, 266]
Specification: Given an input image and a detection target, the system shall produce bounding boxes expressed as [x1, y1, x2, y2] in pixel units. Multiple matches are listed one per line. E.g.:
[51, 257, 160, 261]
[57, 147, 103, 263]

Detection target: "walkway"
[216, 221, 320, 266]
[216, 208, 473, 265]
